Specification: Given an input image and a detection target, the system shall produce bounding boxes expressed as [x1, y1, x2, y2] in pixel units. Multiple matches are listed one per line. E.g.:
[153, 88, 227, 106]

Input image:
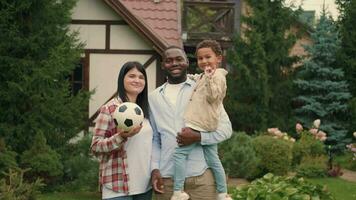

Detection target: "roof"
[105, 0, 182, 54]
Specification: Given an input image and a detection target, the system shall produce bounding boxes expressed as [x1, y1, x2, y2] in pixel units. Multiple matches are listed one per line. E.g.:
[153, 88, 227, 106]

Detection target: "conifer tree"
[226, 0, 300, 132]
[336, 0, 356, 133]
[0, 0, 90, 153]
[294, 10, 351, 150]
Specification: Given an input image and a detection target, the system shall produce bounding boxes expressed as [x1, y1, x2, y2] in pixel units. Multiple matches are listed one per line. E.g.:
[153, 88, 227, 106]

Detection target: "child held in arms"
[172, 39, 232, 200]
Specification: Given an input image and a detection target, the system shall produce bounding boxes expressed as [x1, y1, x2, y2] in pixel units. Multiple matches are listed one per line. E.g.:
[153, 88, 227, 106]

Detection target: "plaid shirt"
[91, 98, 129, 193]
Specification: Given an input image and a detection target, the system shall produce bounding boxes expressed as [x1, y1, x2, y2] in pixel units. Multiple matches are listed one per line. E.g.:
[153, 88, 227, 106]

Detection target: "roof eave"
[104, 0, 168, 55]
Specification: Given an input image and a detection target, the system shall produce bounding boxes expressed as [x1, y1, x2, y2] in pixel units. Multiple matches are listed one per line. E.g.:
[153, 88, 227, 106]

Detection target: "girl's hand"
[204, 66, 216, 77]
[119, 125, 143, 138]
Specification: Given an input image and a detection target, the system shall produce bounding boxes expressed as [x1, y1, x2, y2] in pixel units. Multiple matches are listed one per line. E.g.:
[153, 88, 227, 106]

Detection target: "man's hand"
[151, 169, 164, 193]
[176, 127, 201, 146]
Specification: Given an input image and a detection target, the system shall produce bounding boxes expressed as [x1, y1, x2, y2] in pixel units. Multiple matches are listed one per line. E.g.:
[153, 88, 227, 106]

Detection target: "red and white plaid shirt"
[91, 98, 129, 193]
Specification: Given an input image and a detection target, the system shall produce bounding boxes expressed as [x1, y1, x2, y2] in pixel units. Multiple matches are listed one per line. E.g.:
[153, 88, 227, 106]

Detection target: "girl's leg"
[203, 144, 227, 193]
[173, 143, 196, 191]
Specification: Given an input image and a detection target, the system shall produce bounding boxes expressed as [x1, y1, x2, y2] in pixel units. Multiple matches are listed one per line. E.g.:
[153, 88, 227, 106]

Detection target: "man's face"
[162, 48, 188, 83]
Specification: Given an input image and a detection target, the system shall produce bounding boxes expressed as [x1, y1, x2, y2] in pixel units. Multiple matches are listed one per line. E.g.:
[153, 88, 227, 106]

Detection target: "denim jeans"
[173, 143, 227, 193]
[103, 189, 152, 200]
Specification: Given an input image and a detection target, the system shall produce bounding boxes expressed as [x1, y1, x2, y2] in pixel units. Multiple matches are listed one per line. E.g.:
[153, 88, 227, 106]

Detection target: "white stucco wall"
[71, 0, 159, 118]
[89, 54, 157, 117]
[70, 25, 106, 49]
[110, 25, 151, 50]
[72, 0, 122, 20]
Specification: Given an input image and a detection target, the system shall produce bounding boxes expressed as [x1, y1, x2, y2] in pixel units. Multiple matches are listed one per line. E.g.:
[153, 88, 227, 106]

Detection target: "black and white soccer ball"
[113, 102, 144, 132]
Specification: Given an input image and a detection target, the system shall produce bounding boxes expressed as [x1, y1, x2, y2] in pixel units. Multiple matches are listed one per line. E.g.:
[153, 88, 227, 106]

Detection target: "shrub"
[292, 131, 326, 167]
[61, 133, 99, 191]
[20, 132, 63, 187]
[0, 138, 18, 178]
[296, 155, 328, 178]
[252, 135, 293, 177]
[231, 173, 334, 200]
[219, 132, 259, 179]
[0, 168, 44, 200]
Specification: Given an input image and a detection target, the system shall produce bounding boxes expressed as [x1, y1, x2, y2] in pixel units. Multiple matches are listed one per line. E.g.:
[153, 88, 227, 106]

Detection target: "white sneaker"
[217, 193, 232, 200]
[171, 191, 190, 200]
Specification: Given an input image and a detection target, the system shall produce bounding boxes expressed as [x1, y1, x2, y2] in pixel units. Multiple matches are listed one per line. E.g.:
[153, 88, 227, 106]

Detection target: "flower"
[296, 123, 303, 133]
[267, 128, 279, 134]
[313, 119, 321, 129]
[309, 128, 318, 135]
[353, 132, 356, 138]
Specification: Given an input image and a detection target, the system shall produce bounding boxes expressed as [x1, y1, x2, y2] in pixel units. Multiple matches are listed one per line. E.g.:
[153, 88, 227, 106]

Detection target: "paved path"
[340, 168, 356, 183]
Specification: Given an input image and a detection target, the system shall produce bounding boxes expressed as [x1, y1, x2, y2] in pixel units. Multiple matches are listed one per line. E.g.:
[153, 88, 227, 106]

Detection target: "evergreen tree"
[336, 0, 356, 133]
[226, 0, 300, 132]
[294, 10, 351, 150]
[0, 0, 90, 153]
[21, 131, 63, 186]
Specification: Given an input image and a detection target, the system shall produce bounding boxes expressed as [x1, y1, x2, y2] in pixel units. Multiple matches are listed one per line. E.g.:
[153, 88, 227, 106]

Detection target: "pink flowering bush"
[344, 132, 356, 170]
[267, 128, 296, 143]
[295, 119, 327, 142]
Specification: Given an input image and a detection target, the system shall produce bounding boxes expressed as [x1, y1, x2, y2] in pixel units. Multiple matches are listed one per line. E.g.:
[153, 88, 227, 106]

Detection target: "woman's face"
[124, 67, 146, 97]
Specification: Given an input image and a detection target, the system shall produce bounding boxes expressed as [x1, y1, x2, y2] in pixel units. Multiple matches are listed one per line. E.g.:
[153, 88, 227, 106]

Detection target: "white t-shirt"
[164, 82, 184, 107]
[102, 119, 153, 199]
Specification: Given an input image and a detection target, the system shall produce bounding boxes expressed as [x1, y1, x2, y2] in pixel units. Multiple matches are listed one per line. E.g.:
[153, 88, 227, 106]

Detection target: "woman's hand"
[118, 125, 143, 139]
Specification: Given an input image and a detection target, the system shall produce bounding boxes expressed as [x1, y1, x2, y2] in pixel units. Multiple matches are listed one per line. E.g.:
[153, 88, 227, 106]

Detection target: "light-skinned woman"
[91, 61, 152, 200]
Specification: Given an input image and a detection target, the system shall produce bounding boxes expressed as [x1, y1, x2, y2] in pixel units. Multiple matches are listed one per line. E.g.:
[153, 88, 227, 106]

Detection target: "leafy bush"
[296, 155, 328, 178]
[20, 132, 63, 187]
[292, 131, 326, 167]
[252, 135, 293, 177]
[219, 132, 259, 179]
[231, 173, 334, 200]
[0, 168, 44, 200]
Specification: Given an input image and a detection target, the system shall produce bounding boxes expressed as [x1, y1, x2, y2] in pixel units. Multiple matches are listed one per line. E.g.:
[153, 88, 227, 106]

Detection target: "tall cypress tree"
[226, 0, 300, 132]
[294, 10, 351, 150]
[0, 0, 90, 153]
[336, 0, 356, 134]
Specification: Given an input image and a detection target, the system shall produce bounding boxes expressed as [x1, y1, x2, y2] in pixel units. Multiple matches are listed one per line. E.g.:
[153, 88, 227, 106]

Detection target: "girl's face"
[196, 47, 222, 72]
[124, 68, 146, 98]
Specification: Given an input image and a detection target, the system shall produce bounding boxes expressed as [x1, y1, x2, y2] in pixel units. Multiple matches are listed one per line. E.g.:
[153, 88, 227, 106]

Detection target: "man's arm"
[149, 110, 165, 193]
[177, 106, 232, 146]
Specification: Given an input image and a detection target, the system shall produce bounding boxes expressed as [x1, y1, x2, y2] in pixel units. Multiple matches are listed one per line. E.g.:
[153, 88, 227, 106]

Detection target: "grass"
[306, 177, 356, 200]
[38, 191, 101, 200]
[39, 177, 356, 200]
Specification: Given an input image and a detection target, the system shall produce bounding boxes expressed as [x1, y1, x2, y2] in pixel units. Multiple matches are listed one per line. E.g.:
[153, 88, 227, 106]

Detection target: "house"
[70, 0, 183, 124]
[70, 0, 311, 125]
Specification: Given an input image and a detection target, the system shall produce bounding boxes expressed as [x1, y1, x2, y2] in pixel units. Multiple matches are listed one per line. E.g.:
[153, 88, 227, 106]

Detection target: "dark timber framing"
[70, 19, 164, 126]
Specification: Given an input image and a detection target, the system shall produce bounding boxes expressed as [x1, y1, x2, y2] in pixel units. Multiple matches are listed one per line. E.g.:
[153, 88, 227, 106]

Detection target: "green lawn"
[38, 192, 100, 200]
[306, 177, 356, 200]
[39, 178, 356, 200]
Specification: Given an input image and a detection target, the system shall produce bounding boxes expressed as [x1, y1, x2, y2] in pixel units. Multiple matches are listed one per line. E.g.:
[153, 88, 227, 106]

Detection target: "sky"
[285, 0, 339, 19]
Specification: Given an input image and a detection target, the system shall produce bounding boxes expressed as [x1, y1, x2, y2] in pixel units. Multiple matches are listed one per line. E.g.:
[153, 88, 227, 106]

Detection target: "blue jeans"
[173, 144, 227, 193]
[103, 189, 152, 200]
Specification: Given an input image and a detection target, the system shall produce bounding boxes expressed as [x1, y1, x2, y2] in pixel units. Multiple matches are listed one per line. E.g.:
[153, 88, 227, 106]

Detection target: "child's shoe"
[171, 191, 190, 200]
[217, 193, 232, 200]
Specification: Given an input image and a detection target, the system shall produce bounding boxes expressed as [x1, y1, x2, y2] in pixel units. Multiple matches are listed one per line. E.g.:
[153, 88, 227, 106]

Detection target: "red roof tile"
[120, 0, 182, 48]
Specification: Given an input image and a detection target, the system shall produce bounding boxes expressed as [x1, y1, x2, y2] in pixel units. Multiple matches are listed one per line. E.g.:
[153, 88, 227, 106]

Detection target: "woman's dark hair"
[117, 61, 149, 119]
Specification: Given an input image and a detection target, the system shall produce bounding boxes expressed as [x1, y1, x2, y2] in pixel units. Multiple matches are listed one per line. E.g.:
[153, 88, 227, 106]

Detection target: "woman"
[91, 61, 152, 200]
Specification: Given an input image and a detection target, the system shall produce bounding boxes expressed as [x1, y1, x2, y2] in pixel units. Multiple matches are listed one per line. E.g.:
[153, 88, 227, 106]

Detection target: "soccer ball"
[113, 102, 144, 132]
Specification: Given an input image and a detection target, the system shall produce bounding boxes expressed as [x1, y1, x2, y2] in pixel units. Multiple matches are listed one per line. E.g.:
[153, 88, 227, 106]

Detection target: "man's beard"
[165, 69, 187, 84]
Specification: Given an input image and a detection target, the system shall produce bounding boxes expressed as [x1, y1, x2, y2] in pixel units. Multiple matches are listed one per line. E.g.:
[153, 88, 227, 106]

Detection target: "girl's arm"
[205, 68, 228, 104]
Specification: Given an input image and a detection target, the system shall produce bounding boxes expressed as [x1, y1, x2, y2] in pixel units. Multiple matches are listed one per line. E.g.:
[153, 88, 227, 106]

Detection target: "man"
[149, 46, 232, 200]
